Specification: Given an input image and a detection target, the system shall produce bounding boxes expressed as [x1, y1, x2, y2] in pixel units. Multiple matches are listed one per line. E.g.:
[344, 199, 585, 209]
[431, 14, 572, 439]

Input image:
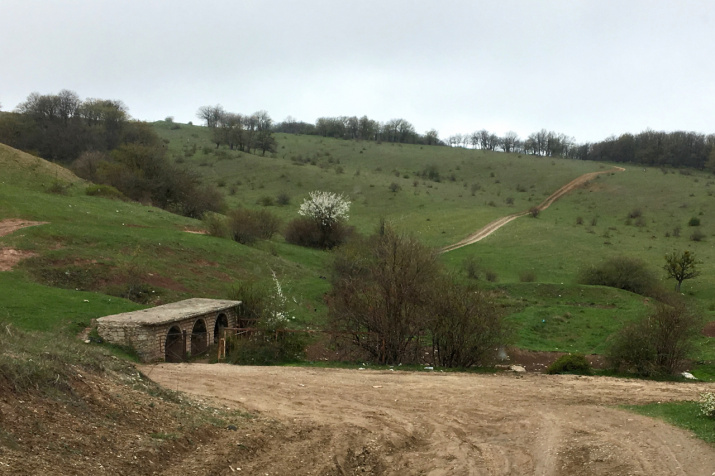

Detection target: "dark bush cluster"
[227, 208, 281, 245]
[579, 256, 659, 297]
[606, 300, 702, 376]
[85, 184, 126, 200]
[546, 354, 593, 375]
[284, 217, 353, 249]
[72, 144, 225, 219]
[328, 224, 510, 367]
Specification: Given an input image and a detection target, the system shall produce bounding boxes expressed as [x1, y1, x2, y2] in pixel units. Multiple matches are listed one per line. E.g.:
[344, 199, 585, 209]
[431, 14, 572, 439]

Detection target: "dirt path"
[0, 219, 47, 271]
[141, 364, 715, 475]
[441, 167, 625, 253]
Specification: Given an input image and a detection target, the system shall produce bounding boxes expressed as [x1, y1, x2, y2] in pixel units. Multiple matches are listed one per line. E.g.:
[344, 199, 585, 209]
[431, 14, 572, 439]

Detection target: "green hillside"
[1, 126, 713, 365]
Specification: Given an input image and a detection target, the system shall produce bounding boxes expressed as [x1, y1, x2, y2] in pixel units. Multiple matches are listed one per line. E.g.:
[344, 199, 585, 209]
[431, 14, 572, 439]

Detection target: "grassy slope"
[153, 121, 606, 247]
[1, 125, 713, 361]
[0, 144, 329, 333]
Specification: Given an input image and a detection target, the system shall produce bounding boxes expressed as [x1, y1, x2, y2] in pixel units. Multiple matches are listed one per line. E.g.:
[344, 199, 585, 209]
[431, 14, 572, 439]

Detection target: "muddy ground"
[140, 364, 715, 475]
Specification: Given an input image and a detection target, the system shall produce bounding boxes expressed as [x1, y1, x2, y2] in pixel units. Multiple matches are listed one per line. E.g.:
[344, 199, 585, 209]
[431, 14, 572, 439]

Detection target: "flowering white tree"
[298, 191, 351, 226]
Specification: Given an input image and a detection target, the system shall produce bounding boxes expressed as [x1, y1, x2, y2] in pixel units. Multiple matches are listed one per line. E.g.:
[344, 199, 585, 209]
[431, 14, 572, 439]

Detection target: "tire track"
[440, 166, 625, 253]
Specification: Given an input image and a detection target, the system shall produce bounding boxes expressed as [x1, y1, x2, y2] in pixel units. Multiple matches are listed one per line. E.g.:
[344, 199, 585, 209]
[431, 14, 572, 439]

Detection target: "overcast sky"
[1, 1, 713, 144]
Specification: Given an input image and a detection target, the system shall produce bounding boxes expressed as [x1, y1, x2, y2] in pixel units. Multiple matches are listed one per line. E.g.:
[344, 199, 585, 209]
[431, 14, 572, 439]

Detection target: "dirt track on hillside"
[441, 167, 625, 253]
[141, 364, 715, 475]
[0, 219, 47, 271]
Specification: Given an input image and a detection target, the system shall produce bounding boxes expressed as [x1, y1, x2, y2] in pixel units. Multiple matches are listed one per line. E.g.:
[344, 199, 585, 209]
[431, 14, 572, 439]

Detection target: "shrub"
[528, 206, 540, 218]
[276, 192, 291, 206]
[628, 208, 642, 219]
[226, 274, 305, 365]
[576, 216, 583, 225]
[688, 217, 701, 226]
[579, 256, 659, 296]
[700, 392, 715, 419]
[258, 195, 274, 207]
[203, 212, 228, 238]
[47, 181, 69, 195]
[690, 229, 705, 242]
[606, 299, 702, 376]
[519, 270, 536, 282]
[485, 270, 498, 282]
[284, 217, 353, 249]
[546, 354, 593, 375]
[227, 208, 281, 245]
[85, 184, 126, 200]
[389, 182, 401, 193]
[463, 256, 480, 280]
[430, 282, 508, 368]
[328, 224, 507, 366]
[293, 191, 353, 249]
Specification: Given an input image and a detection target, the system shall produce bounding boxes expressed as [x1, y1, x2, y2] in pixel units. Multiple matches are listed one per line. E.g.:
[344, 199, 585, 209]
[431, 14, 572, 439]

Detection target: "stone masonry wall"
[98, 307, 238, 362]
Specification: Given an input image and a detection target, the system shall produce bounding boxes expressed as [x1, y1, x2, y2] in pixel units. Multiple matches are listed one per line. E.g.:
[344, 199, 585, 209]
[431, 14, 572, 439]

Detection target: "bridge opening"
[191, 319, 208, 356]
[165, 326, 184, 362]
[214, 313, 228, 344]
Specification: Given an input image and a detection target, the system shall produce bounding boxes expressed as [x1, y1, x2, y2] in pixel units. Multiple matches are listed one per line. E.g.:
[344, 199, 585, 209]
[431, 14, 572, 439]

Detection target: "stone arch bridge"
[97, 298, 241, 362]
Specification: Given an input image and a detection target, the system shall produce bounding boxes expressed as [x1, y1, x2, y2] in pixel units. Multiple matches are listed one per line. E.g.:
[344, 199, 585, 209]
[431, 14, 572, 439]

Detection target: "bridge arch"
[191, 318, 208, 356]
[214, 313, 229, 344]
[165, 325, 184, 362]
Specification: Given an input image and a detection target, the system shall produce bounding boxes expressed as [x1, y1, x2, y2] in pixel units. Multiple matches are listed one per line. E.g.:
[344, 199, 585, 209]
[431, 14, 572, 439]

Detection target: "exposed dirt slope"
[141, 364, 715, 475]
[0, 219, 47, 271]
[441, 167, 625, 253]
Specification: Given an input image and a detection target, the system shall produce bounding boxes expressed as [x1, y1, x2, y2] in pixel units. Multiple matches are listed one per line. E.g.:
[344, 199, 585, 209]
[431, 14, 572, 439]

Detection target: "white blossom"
[264, 270, 292, 329]
[298, 191, 351, 226]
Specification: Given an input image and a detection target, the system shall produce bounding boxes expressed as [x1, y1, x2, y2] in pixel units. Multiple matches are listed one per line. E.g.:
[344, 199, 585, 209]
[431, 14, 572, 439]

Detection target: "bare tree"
[502, 131, 519, 153]
[424, 129, 439, 146]
[197, 104, 225, 128]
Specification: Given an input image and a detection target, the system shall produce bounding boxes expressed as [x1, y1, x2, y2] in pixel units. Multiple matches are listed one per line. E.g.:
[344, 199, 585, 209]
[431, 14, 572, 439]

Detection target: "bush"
[203, 212, 229, 238]
[579, 256, 659, 296]
[606, 300, 702, 376]
[389, 182, 401, 193]
[328, 224, 507, 366]
[528, 206, 540, 218]
[519, 270, 536, 282]
[700, 392, 715, 418]
[47, 180, 69, 195]
[276, 192, 291, 206]
[546, 354, 592, 375]
[421, 164, 441, 182]
[227, 207, 281, 245]
[628, 208, 642, 219]
[258, 195, 274, 207]
[690, 229, 705, 242]
[431, 283, 508, 368]
[485, 270, 498, 282]
[284, 217, 353, 249]
[225, 275, 305, 365]
[85, 184, 126, 200]
[688, 217, 701, 226]
[463, 256, 480, 280]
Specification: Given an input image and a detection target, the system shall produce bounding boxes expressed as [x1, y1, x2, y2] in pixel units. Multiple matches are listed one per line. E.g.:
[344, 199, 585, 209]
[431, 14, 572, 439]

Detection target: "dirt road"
[141, 364, 715, 475]
[441, 167, 625, 253]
